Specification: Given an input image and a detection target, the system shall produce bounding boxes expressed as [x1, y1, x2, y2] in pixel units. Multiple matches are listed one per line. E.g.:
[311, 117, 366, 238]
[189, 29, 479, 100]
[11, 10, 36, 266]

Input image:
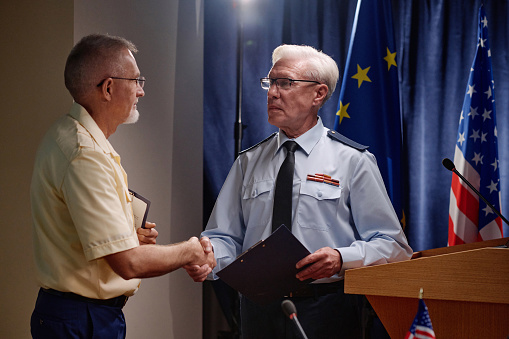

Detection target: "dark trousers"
[240, 284, 363, 339]
[31, 289, 126, 339]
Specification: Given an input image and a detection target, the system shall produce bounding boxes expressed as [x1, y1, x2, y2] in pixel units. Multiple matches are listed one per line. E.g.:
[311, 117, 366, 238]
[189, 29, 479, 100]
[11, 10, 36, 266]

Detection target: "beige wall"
[0, 1, 74, 338]
[0, 1, 204, 338]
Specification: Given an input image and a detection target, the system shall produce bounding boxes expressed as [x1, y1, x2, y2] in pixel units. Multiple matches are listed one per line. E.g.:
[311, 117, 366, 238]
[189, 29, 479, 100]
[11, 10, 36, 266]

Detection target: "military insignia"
[306, 173, 339, 187]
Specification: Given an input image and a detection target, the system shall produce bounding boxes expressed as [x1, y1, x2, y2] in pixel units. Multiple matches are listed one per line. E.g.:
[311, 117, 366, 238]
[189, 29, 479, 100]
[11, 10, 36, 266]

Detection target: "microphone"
[281, 300, 309, 339]
[442, 158, 509, 226]
[442, 158, 455, 171]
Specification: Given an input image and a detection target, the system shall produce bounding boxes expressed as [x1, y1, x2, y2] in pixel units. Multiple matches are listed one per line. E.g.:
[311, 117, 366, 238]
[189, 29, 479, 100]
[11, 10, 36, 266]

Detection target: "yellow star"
[400, 210, 406, 229]
[336, 101, 350, 124]
[384, 47, 397, 71]
[351, 64, 371, 88]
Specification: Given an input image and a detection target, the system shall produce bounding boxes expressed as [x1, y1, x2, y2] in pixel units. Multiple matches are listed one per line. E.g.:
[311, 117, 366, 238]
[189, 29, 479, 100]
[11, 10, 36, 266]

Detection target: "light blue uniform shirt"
[203, 118, 412, 282]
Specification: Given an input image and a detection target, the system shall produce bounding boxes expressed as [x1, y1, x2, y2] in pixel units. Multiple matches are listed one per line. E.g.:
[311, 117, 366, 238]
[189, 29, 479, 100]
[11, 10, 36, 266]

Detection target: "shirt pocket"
[296, 181, 341, 231]
[242, 179, 274, 228]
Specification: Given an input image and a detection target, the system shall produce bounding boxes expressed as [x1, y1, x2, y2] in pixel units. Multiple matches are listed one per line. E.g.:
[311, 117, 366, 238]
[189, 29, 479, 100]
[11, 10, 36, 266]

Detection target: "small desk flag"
[405, 299, 436, 339]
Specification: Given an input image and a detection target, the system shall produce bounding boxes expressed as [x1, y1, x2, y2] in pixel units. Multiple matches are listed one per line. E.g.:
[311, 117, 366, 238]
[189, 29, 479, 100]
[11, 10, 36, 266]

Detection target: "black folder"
[216, 225, 314, 305]
[128, 189, 151, 229]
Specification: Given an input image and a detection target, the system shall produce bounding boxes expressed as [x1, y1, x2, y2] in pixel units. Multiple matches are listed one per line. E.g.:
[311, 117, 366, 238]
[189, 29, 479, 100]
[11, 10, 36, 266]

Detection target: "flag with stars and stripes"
[404, 299, 436, 339]
[334, 0, 405, 227]
[448, 5, 503, 246]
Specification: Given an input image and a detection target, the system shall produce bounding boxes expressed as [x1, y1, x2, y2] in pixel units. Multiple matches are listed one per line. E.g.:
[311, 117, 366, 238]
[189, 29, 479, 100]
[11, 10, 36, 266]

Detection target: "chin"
[268, 114, 285, 128]
[123, 110, 140, 125]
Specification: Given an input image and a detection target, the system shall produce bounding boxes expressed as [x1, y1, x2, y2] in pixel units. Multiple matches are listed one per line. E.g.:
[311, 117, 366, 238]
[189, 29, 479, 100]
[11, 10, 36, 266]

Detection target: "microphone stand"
[281, 300, 309, 339]
[443, 158, 509, 226]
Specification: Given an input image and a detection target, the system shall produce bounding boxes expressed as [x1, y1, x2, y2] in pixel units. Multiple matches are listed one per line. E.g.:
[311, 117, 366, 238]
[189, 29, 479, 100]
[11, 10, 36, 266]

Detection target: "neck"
[87, 109, 117, 139]
[281, 117, 318, 139]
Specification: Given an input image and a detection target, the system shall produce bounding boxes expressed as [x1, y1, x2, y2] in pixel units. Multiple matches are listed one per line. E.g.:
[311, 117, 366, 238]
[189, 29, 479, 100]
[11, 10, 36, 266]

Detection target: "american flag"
[405, 299, 436, 339]
[448, 5, 503, 246]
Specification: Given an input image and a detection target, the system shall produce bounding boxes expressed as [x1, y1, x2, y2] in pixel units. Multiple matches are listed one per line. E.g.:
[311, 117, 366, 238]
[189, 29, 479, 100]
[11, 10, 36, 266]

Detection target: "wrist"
[186, 238, 201, 264]
[334, 249, 343, 273]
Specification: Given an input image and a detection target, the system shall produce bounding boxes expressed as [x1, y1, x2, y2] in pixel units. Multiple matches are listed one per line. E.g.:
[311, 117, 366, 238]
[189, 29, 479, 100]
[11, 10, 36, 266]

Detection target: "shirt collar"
[276, 117, 324, 156]
[69, 102, 119, 157]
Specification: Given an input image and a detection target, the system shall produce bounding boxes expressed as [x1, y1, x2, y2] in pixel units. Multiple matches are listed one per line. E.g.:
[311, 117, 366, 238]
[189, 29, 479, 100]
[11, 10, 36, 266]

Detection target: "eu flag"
[334, 0, 404, 225]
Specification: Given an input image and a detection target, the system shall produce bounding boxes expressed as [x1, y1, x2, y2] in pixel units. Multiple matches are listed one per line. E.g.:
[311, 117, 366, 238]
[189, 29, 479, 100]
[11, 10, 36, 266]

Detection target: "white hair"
[272, 44, 339, 104]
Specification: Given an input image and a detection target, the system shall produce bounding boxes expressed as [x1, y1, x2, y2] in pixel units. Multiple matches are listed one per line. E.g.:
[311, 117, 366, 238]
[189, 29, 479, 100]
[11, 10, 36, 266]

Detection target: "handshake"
[183, 236, 217, 282]
[134, 222, 215, 281]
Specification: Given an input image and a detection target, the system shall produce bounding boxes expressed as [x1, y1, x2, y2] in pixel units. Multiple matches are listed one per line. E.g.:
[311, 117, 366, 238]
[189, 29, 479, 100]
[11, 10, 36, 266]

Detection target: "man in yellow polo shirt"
[30, 34, 215, 338]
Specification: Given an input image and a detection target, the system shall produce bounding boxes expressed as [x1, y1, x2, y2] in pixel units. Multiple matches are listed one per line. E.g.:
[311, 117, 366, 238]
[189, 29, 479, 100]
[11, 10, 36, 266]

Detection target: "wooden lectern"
[345, 237, 509, 338]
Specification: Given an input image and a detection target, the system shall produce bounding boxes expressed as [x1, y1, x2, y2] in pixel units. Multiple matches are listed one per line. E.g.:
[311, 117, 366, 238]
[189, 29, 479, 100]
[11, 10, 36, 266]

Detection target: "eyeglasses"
[97, 76, 146, 88]
[260, 77, 321, 90]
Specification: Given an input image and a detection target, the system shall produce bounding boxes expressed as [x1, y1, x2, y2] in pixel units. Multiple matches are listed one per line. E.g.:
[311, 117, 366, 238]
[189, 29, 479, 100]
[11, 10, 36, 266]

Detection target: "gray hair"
[64, 34, 138, 101]
[271, 45, 339, 104]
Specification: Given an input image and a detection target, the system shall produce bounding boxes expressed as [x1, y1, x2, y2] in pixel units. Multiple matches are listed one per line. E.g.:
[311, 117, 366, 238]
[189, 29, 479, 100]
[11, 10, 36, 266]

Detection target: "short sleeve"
[63, 149, 138, 261]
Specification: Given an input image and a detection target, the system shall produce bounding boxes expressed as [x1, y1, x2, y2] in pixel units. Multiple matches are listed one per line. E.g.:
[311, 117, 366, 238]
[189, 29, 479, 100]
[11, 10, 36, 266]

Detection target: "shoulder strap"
[239, 132, 278, 154]
[327, 130, 368, 151]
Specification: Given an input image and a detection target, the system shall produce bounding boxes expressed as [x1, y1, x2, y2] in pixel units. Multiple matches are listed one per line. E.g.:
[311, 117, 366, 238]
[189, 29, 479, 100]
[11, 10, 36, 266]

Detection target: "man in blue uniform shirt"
[186, 44, 412, 338]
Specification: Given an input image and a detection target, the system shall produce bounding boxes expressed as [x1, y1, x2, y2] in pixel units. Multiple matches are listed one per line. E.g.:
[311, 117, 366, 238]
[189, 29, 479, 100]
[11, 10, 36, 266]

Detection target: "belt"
[42, 288, 128, 308]
[285, 280, 344, 298]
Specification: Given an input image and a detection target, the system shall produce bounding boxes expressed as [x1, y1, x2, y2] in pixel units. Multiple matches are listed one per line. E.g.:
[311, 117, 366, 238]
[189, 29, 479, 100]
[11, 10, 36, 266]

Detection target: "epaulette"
[239, 132, 278, 154]
[327, 130, 368, 151]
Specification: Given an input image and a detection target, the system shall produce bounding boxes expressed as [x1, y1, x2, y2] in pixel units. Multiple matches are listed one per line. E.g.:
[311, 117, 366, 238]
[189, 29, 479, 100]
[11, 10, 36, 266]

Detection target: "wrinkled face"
[111, 49, 145, 125]
[266, 58, 325, 138]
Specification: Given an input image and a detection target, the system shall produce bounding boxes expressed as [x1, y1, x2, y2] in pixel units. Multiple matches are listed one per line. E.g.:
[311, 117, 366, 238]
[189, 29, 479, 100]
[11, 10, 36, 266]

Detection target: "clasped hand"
[184, 237, 216, 282]
[183, 237, 216, 282]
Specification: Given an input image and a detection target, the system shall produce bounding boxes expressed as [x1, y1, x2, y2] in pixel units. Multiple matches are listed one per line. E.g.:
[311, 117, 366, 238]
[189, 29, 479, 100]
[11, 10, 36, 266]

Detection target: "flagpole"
[234, 0, 244, 160]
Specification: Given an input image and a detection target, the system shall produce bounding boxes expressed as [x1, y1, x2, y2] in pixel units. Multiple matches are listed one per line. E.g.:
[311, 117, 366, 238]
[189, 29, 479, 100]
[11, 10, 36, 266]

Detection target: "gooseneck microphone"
[442, 158, 509, 226]
[281, 300, 309, 339]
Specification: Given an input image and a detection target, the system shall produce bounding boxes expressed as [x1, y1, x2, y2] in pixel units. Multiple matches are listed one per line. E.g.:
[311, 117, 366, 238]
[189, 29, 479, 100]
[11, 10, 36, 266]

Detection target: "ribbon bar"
[306, 174, 339, 187]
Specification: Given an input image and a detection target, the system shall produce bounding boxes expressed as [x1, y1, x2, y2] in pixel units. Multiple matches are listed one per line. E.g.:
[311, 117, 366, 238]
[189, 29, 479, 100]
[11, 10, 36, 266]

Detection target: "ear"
[313, 84, 328, 107]
[99, 78, 114, 101]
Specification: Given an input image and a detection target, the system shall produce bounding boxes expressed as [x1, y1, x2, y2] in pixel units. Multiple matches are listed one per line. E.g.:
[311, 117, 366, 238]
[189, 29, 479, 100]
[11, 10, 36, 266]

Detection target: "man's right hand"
[184, 237, 216, 282]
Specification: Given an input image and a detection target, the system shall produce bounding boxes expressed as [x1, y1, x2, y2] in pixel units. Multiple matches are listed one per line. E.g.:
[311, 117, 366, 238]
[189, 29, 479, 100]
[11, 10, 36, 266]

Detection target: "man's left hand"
[295, 247, 342, 281]
[137, 221, 158, 245]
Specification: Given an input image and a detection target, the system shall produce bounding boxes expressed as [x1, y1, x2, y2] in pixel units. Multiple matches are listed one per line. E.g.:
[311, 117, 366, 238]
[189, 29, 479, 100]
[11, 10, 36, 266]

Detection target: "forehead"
[120, 48, 140, 75]
[269, 58, 308, 78]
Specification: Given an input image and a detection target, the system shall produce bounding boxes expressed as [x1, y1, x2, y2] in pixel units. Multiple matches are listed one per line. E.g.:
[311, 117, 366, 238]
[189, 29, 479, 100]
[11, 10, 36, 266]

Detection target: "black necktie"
[272, 141, 298, 233]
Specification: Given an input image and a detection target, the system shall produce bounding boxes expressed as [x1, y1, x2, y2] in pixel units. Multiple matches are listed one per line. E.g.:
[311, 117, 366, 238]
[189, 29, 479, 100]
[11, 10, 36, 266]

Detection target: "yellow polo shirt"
[31, 102, 141, 299]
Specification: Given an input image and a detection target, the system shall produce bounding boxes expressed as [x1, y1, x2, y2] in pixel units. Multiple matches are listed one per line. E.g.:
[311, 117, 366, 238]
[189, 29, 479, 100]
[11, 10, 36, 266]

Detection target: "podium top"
[345, 238, 509, 304]
[412, 237, 508, 259]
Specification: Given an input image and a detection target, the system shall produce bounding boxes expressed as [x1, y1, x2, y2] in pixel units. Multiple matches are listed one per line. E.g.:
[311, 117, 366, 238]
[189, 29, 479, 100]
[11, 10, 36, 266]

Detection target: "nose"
[267, 82, 280, 97]
[137, 87, 145, 97]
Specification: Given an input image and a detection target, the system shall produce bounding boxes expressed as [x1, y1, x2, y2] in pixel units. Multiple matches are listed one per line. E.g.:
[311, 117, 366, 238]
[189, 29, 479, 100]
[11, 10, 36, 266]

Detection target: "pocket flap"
[299, 181, 341, 200]
[243, 180, 274, 199]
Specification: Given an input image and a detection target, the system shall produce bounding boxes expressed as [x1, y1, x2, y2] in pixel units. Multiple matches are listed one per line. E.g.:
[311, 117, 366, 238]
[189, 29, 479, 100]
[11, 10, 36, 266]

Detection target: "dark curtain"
[204, 0, 509, 253]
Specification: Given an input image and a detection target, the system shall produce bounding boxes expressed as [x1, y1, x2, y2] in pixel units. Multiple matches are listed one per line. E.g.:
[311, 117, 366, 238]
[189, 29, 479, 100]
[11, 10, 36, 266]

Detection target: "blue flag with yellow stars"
[334, 0, 404, 227]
